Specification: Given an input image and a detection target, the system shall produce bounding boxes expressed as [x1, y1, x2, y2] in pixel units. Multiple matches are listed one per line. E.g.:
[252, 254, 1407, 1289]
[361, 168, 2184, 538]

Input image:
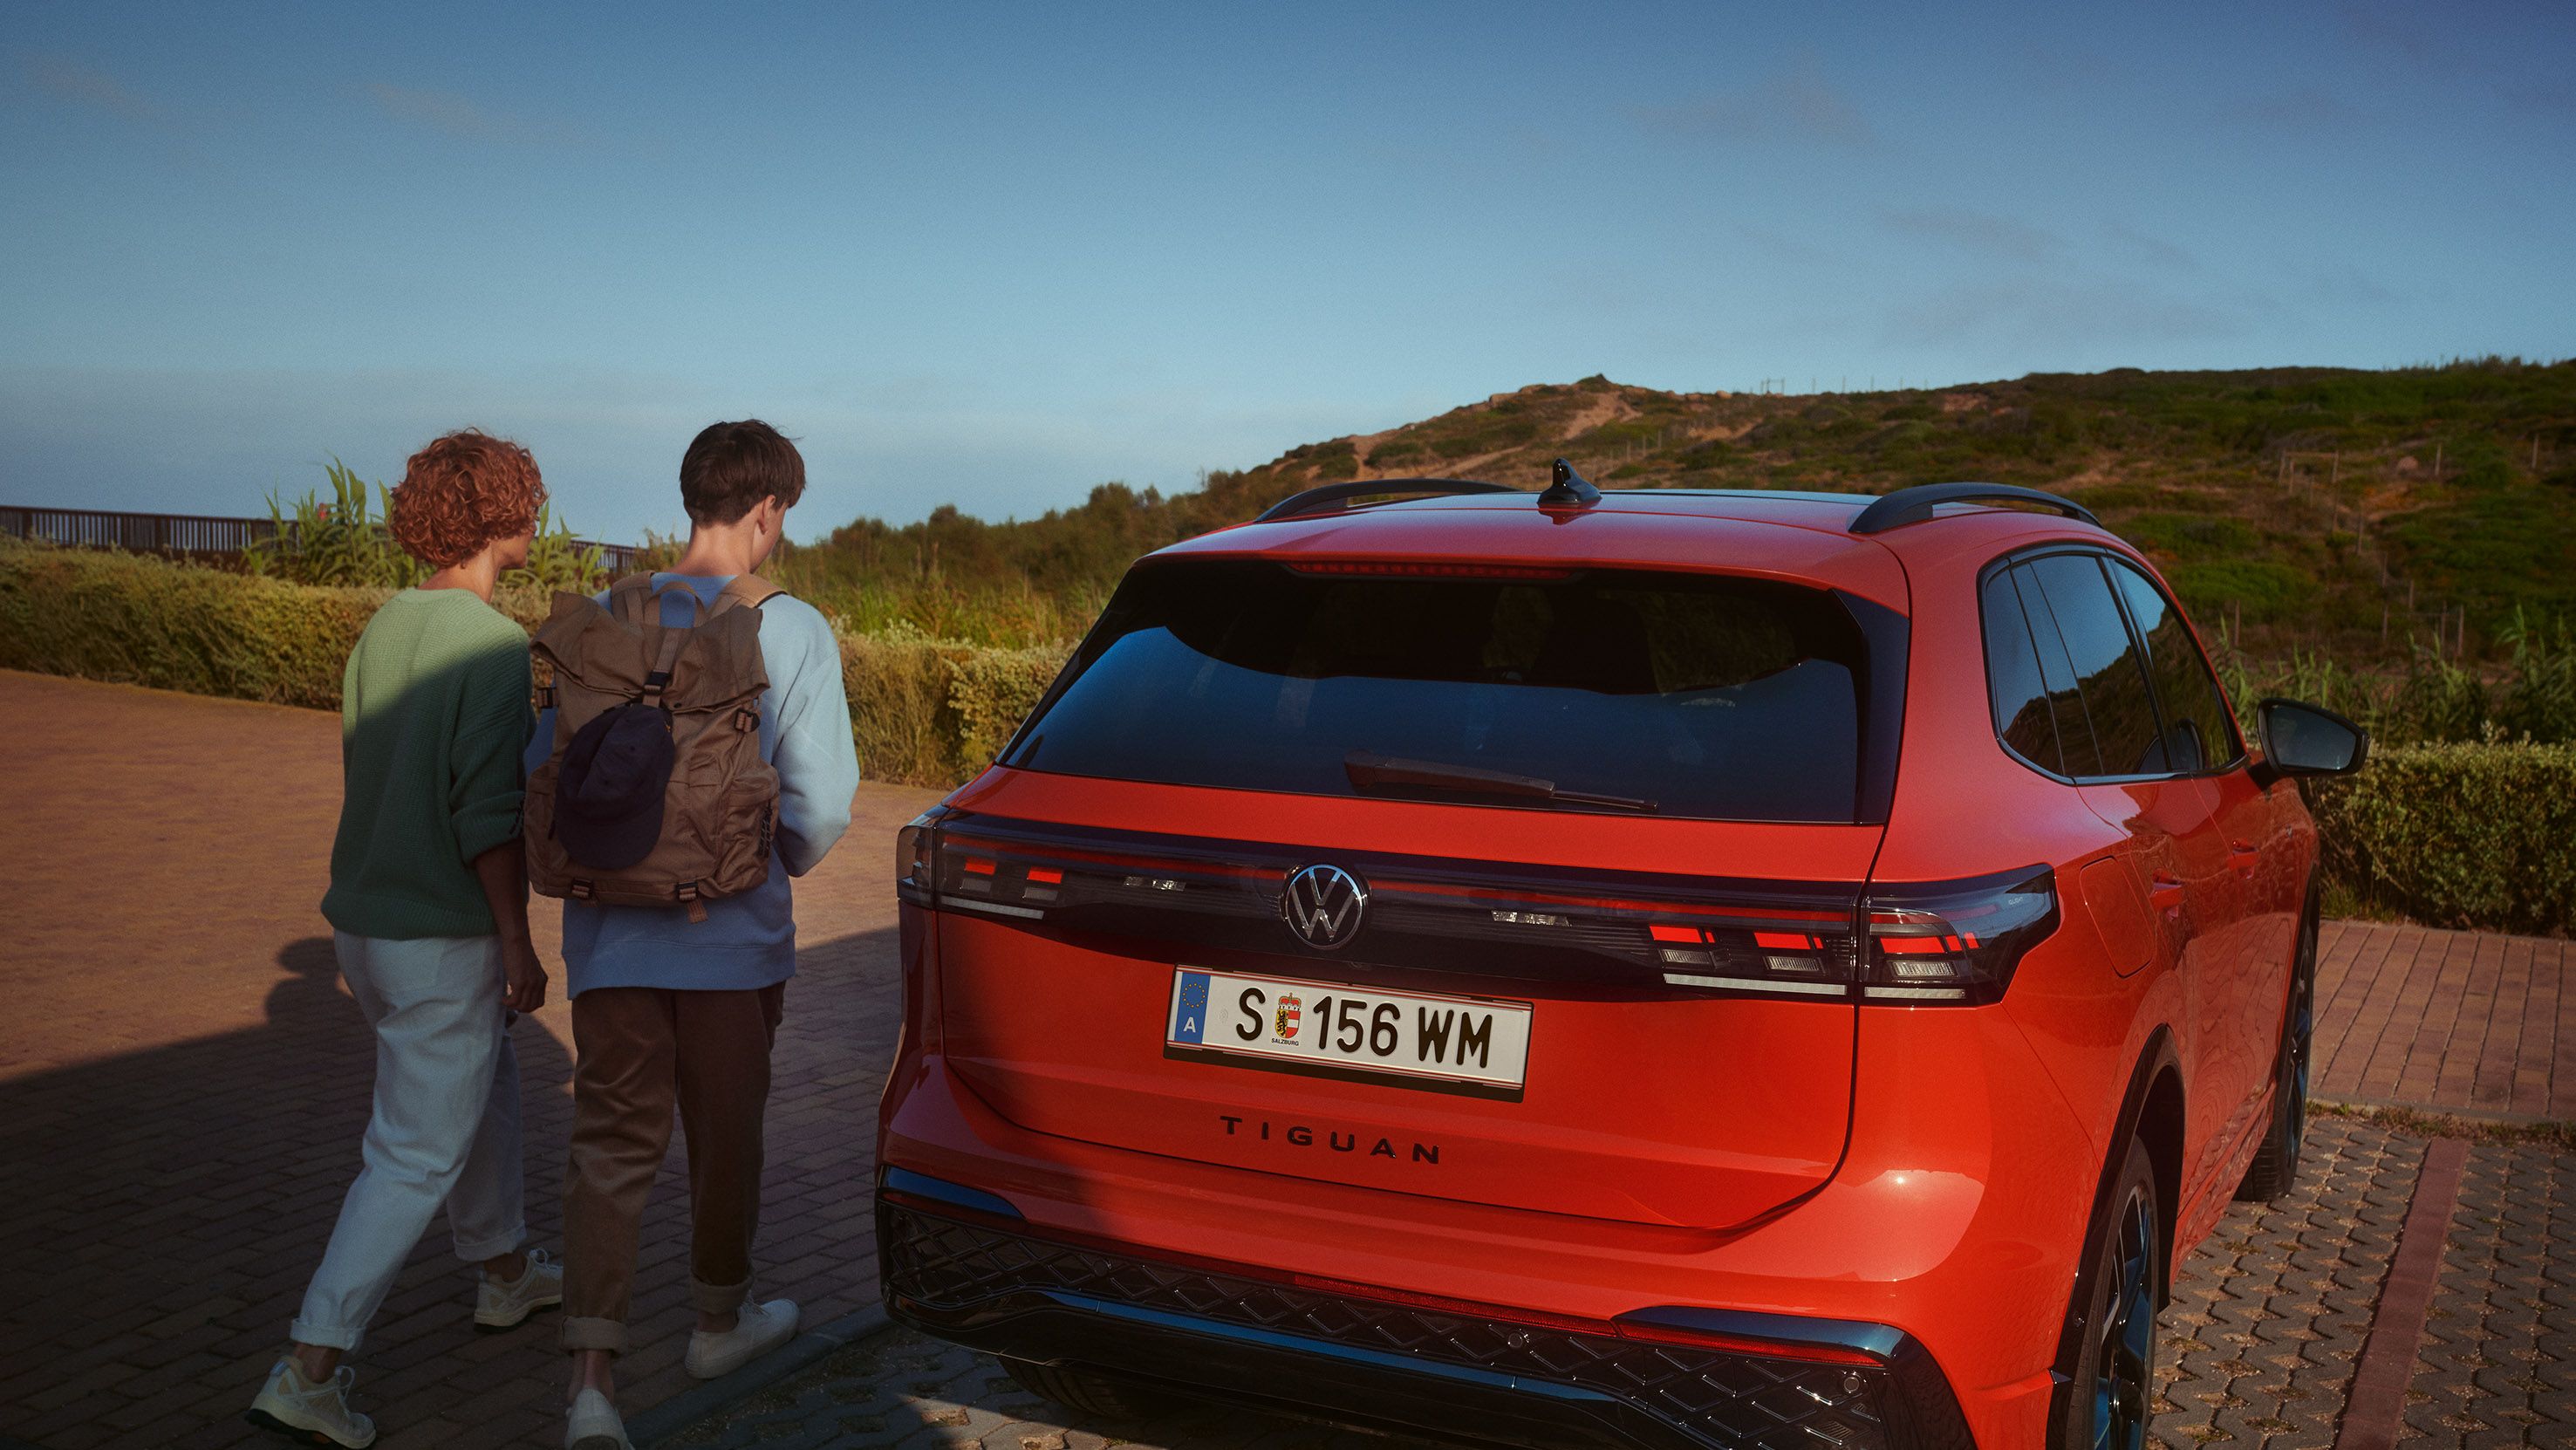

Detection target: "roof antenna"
[1539, 457, 1601, 509]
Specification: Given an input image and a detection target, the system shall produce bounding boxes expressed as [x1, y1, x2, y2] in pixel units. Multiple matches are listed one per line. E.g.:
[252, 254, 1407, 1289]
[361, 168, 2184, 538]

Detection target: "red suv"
[875, 467, 2368, 1450]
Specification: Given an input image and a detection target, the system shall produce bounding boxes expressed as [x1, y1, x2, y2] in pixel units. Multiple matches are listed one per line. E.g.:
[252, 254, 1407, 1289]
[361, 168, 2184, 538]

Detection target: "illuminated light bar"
[1665, 972, 1848, 996]
[1650, 924, 1704, 944]
[963, 858, 996, 876]
[1027, 866, 1063, 885]
[941, 896, 1046, 920]
[1286, 559, 1574, 581]
[1754, 931, 1821, 950]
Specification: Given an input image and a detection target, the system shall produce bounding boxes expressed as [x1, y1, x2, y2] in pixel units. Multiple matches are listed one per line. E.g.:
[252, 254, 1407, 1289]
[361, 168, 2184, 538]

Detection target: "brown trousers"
[562, 982, 785, 1354]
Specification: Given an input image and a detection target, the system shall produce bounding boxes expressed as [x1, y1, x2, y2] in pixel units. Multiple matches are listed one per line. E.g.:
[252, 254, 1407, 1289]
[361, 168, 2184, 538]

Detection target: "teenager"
[536, 421, 858, 1450]
[249, 430, 563, 1448]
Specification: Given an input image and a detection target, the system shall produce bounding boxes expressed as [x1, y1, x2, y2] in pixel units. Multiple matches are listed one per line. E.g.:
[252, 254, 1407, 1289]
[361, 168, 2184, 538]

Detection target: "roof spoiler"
[1848, 482, 2099, 535]
[1252, 477, 1520, 524]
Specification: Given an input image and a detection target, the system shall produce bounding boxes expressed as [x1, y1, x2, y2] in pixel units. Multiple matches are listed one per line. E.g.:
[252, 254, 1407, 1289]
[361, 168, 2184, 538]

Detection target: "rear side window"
[1980, 571, 2065, 775]
[2107, 559, 2244, 772]
[2018, 554, 2165, 777]
[1006, 560, 1876, 823]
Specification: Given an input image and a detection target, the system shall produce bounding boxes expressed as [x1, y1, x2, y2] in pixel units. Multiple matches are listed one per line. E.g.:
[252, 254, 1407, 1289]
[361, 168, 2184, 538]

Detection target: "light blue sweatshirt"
[525, 574, 860, 996]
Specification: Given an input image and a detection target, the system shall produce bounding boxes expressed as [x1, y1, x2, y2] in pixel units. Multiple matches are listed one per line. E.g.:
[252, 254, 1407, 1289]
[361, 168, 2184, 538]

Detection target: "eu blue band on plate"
[1172, 971, 1212, 1043]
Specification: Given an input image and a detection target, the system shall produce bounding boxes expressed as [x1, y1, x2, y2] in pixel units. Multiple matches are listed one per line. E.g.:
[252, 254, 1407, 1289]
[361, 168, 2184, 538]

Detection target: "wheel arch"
[2046, 1025, 2183, 1439]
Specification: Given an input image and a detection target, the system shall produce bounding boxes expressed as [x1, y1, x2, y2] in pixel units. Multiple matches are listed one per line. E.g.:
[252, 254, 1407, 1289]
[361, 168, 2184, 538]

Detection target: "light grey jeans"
[290, 931, 526, 1351]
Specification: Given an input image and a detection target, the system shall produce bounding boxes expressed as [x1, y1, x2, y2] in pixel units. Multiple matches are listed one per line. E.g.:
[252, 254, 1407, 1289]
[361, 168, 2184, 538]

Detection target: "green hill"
[789, 359, 2576, 659]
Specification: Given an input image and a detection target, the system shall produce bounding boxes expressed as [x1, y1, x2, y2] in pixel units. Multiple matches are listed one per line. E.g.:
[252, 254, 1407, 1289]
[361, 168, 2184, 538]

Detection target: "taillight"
[895, 810, 942, 906]
[1858, 866, 2057, 1004]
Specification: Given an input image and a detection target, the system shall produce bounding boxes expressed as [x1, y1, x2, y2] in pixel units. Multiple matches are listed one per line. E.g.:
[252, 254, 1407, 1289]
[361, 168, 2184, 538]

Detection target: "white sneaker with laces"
[246, 1358, 377, 1447]
[565, 1387, 632, 1450]
[475, 1247, 564, 1331]
[683, 1296, 799, 1379]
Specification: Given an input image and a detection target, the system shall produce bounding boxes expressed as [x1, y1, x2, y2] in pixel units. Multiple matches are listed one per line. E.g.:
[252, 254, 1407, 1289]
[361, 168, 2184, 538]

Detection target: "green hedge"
[0, 540, 391, 708]
[2306, 740, 2576, 936]
[0, 538, 1062, 790]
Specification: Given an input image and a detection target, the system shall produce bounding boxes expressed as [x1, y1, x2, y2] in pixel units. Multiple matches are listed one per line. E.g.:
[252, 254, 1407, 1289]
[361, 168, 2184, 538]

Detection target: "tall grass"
[2210, 610, 2576, 745]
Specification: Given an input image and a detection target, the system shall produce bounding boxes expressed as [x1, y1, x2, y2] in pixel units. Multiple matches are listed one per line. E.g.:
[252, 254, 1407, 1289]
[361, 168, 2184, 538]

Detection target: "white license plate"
[1165, 969, 1531, 1099]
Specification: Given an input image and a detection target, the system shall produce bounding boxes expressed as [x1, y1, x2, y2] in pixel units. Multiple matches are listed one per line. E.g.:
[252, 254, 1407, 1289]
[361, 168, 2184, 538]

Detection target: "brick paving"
[2313, 920, 2576, 1120]
[3, 668, 2573, 1450]
[0, 671, 938, 1450]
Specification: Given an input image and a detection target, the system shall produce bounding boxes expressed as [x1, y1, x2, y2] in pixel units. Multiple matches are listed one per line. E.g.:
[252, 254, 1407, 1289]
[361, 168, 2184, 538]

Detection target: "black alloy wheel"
[2090, 1184, 2158, 1450]
[2059, 1136, 2163, 1450]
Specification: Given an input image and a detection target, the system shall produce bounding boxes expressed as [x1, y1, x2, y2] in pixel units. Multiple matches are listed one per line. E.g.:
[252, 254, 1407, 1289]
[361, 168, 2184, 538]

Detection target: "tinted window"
[1981, 568, 2064, 774]
[2108, 559, 2243, 772]
[2011, 564, 2104, 776]
[2023, 554, 2167, 776]
[1008, 561, 1874, 822]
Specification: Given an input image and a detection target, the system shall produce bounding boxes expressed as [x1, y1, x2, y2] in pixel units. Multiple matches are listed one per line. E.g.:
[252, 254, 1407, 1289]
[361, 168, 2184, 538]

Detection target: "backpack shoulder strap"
[607, 572, 659, 626]
[708, 574, 787, 618]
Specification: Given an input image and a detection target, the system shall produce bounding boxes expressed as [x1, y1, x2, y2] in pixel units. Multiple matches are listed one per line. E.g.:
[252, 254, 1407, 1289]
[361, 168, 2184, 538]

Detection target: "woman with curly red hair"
[249, 430, 566, 1448]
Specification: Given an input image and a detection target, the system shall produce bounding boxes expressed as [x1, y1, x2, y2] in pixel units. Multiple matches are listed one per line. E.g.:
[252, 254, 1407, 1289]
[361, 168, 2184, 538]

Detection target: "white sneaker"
[246, 1358, 377, 1447]
[565, 1388, 632, 1450]
[475, 1247, 564, 1331]
[683, 1296, 799, 1379]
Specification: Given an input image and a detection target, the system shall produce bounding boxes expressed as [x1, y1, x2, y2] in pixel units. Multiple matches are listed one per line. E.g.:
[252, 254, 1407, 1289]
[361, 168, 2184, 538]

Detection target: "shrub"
[2308, 738, 2576, 935]
[1, 537, 383, 708]
[245, 462, 420, 588]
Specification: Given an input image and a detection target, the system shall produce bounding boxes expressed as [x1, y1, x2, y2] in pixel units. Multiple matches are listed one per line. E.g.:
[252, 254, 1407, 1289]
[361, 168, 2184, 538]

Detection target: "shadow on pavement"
[0, 924, 903, 1450]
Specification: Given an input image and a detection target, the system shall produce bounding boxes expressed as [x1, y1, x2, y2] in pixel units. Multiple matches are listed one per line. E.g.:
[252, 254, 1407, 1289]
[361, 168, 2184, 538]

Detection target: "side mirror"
[2250, 698, 2368, 789]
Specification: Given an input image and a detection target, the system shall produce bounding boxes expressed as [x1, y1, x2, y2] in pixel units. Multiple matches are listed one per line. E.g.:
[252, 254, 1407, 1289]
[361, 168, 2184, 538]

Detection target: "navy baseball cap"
[554, 703, 674, 872]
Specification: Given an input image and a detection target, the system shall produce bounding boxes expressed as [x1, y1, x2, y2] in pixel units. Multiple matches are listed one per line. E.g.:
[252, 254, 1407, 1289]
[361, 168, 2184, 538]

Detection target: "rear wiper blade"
[1343, 750, 1657, 813]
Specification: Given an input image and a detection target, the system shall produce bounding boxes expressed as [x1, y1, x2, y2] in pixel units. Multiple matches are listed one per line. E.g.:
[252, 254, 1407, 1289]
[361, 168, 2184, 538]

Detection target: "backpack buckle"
[675, 881, 708, 924]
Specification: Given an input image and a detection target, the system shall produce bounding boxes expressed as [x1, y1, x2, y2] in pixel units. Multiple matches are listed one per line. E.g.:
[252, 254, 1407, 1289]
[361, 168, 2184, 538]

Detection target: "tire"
[2057, 1135, 2162, 1450]
[1000, 1356, 1169, 1421]
[2236, 886, 2319, 1203]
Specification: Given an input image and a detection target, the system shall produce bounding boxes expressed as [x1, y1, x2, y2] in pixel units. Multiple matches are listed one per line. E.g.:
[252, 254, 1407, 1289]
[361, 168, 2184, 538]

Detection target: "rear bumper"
[878, 1178, 1974, 1450]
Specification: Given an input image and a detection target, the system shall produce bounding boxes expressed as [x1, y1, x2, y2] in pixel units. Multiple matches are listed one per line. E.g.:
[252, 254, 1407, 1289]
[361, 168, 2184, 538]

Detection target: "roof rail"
[1252, 477, 1520, 524]
[1848, 482, 2100, 536]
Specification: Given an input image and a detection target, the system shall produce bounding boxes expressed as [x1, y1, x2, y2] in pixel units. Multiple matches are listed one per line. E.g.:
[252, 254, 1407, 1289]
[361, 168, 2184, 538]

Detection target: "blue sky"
[4, 1, 2571, 544]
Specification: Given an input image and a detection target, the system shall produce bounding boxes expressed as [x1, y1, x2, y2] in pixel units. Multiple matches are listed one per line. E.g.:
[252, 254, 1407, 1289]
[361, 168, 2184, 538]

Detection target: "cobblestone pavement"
[0, 672, 939, 1450]
[2410, 1138, 2576, 1444]
[2150, 1118, 2421, 1449]
[666, 1121, 2576, 1450]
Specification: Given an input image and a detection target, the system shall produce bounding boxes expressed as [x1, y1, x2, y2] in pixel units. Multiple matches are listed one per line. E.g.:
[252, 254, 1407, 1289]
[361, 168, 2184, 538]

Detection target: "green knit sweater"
[320, 587, 534, 940]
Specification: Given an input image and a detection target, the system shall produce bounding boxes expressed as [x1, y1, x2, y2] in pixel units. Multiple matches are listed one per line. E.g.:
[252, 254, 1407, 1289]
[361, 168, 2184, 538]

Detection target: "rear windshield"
[1003, 559, 1876, 823]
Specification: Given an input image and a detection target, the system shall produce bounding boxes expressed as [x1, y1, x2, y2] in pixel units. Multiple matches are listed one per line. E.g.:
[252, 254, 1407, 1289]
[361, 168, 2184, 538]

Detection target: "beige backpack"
[525, 573, 782, 921]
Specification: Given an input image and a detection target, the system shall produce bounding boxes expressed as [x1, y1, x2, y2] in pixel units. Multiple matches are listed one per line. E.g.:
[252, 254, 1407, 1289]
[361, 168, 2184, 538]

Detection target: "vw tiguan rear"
[876, 466, 2367, 1450]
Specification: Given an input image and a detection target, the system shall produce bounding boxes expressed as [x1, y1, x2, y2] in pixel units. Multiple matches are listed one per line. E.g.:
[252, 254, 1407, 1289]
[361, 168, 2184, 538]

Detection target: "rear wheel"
[1000, 1357, 1169, 1421]
[2236, 888, 2318, 1202]
[2058, 1136, 2162, 1450]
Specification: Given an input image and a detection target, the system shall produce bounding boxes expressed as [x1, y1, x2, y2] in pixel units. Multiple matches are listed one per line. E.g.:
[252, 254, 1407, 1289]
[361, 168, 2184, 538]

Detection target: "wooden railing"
[0, 505, 642, 575]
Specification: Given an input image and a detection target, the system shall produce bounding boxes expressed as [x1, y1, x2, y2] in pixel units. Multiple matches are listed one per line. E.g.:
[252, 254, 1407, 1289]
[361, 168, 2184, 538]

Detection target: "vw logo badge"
[1281, 864, 1367, 952]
